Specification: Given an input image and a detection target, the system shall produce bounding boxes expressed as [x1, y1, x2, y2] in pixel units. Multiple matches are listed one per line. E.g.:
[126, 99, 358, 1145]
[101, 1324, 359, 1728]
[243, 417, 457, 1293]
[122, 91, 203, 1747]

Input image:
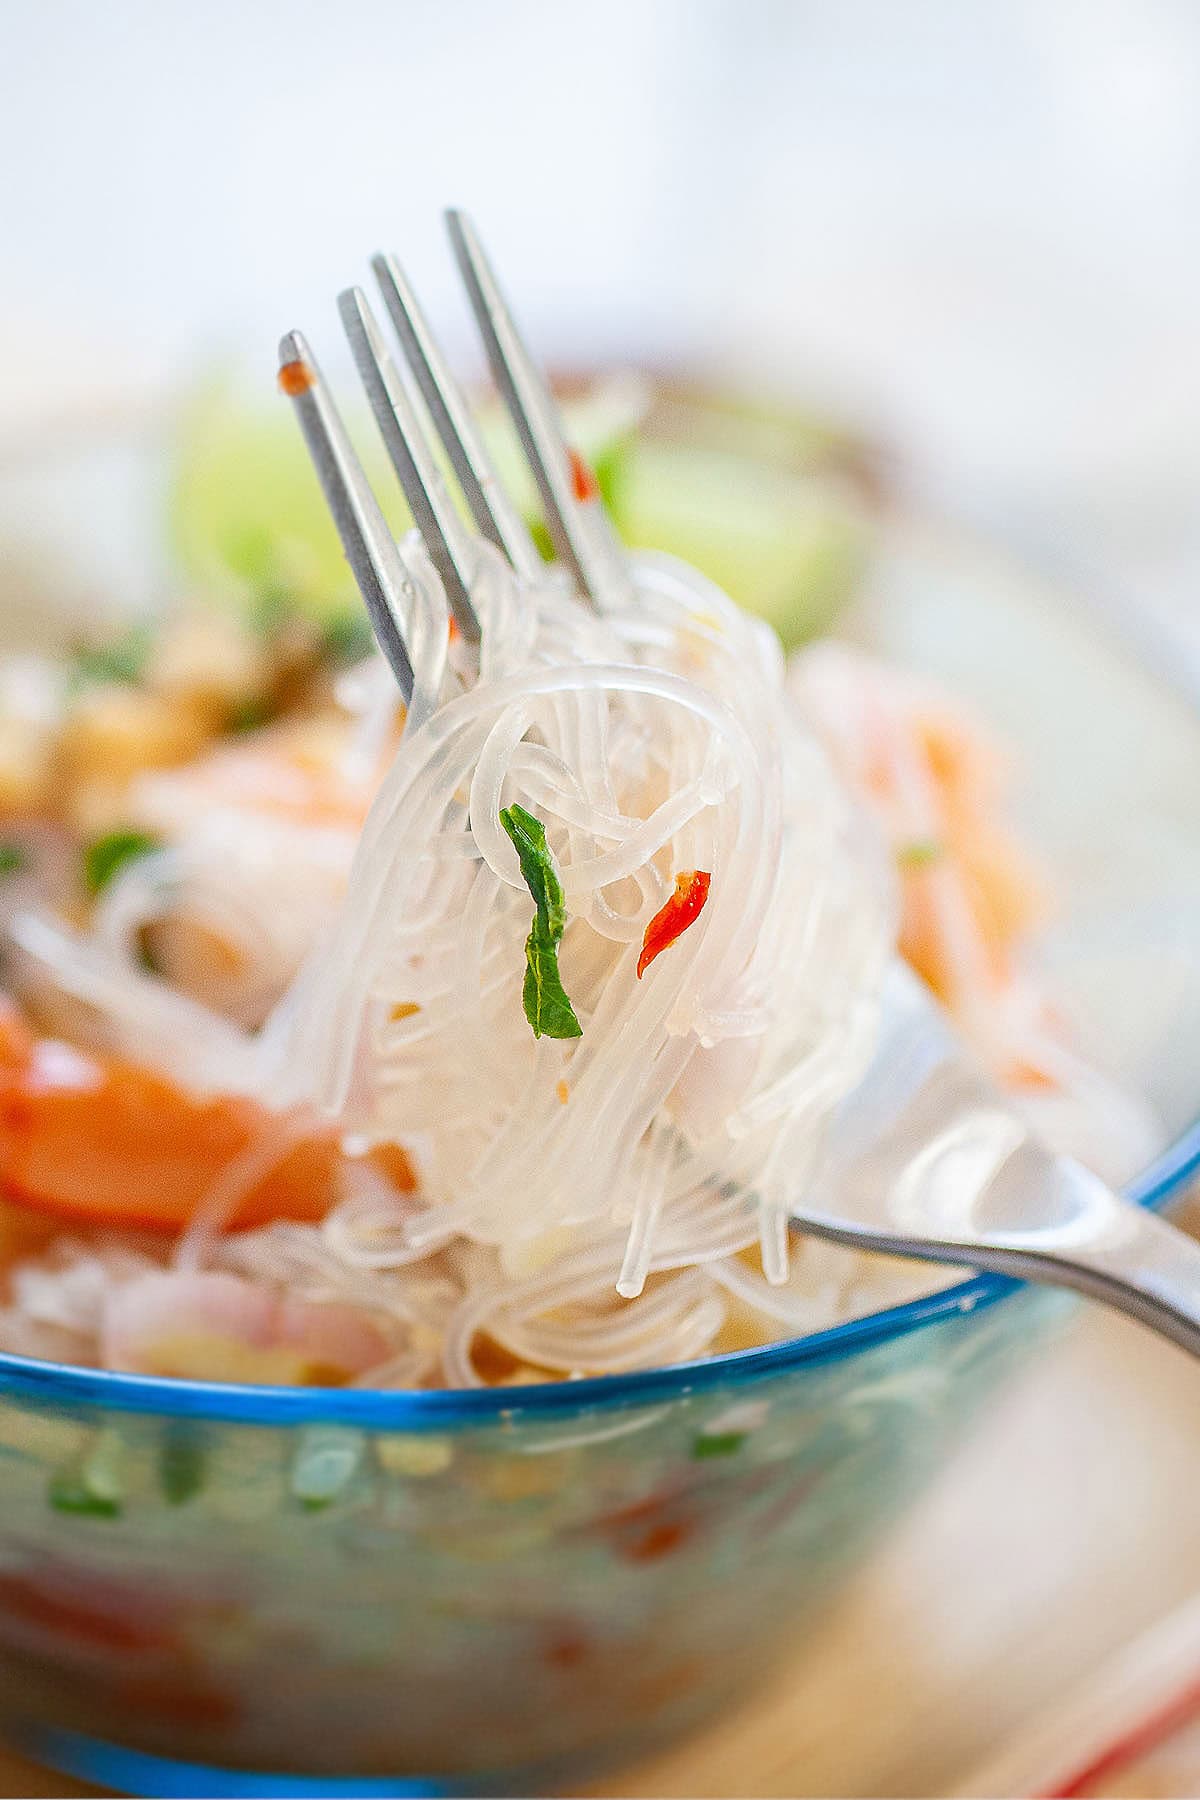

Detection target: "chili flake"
[278, 359, 315, 397]
[568, 448, 599, 504]
[637, 870, 712, 979]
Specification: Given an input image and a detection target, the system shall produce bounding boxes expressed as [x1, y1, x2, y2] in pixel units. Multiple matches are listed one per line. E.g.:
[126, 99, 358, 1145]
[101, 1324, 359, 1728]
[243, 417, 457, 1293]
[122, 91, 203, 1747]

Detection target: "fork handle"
[806, 1188, 1200, 1362]
[959, 1198, 1200, 1361]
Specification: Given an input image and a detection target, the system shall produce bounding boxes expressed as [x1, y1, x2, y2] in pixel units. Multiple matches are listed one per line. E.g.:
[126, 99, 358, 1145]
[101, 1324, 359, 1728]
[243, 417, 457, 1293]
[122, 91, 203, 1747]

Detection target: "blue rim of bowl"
[0, 1119, 1195, 1429]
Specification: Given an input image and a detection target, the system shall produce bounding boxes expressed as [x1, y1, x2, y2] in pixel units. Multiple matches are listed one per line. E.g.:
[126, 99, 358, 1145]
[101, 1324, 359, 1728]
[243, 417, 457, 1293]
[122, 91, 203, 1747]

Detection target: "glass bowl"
[0, 432, 1198, 1797]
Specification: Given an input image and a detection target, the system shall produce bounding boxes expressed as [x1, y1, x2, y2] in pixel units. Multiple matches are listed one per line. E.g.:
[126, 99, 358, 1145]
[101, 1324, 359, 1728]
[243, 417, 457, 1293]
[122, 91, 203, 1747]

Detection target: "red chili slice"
[637, 871, 712, 979]
[568, 448, 599, 504]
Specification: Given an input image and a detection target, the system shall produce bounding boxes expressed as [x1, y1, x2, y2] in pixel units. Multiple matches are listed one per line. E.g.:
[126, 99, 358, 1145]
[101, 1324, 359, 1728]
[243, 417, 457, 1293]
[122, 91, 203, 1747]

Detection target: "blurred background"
[2, 0, 1199, 673]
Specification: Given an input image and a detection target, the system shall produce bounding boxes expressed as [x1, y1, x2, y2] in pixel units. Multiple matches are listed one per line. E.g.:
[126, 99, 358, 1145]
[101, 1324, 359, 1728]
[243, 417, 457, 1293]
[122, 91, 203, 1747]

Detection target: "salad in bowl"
[0, 330, 1193, 1793]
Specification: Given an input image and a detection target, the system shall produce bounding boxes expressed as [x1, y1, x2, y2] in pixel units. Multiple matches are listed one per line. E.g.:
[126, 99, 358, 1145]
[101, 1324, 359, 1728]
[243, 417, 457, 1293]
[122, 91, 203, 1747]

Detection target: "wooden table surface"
[4, 1237, 1200, 1799]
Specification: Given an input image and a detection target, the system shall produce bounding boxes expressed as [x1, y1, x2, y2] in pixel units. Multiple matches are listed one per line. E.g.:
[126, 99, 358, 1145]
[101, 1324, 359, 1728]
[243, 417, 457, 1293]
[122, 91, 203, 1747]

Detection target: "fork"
[278, 208, 1200, 1362]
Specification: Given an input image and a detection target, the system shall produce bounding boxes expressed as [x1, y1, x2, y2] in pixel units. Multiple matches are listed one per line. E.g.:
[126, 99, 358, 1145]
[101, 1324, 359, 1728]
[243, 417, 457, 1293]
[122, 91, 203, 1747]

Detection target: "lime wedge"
[168, 373, 648, 625]
[615, 439, 870, 648]
[169, 378, 395, 623]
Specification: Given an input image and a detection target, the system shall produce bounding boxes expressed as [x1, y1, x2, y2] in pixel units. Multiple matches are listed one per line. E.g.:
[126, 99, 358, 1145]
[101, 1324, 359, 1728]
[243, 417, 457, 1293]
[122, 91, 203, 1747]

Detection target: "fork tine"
[444, 208, 633, 611]
[371, 253, 543, 586]
[278, 331, 414, 702]
[339, 286, 481, 646]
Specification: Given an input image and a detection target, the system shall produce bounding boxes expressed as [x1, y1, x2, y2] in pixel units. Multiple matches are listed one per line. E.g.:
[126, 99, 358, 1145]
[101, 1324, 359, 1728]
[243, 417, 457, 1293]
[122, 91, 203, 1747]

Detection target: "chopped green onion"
[0, 844, 26, 877]
[84, 830, 161, 897]
[499, 804, 583, 1041]
[229, 695, 275, 734]
[692, 1431, 747, 1460]
[896, 838, 944, 870]
[291, 1428, 366, 1509]
[322, 612, 378, 666]
[70, 625, 153, 691]
[49, 1472, 120, 1518]
[49, 1428, 124, 1518]
[159, 1421, 207, 1506]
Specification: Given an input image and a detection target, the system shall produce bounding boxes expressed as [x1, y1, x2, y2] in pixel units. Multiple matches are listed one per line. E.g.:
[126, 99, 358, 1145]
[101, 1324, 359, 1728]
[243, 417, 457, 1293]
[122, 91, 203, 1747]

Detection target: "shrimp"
[130, 715, 378, 837]
[101, 1270, 395, 1385]
[0, 1000, 415, 1236]
[791, 648, 1165, 1182]
[97, 717, 386, 1027]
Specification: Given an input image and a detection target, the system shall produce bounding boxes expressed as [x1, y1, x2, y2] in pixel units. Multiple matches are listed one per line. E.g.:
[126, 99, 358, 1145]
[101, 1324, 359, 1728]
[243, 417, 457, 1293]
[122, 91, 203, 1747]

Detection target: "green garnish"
[229, 695, 275, 734]
[84, 830, 162, 897]
[291, 1428, 365, 1509]
[70, 624, 153, 691]
[48, 1472, 121, 1518]
[48, 1428, 124, 1518]
[159, 1421, 207, 1506]
[322, 612, 378, 666]
[692, 1431, 747, 1460]
[499, 804, 583, 1042]
[896, 838, 944, 870]
[0, 844, 26, 877]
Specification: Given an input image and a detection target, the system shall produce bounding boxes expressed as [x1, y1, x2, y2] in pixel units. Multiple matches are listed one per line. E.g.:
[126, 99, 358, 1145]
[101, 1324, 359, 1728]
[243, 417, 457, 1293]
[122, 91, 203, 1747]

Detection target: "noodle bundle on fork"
[266, 212, 893, 1338]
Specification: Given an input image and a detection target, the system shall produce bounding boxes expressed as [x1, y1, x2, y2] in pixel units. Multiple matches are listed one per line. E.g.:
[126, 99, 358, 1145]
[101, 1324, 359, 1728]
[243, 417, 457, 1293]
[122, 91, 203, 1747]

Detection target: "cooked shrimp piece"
[96, 807, 359, 1029]
[90, 718, 384, 1026]
[102, 1270, 394, 1384]
[792, 643, 1045, 1012]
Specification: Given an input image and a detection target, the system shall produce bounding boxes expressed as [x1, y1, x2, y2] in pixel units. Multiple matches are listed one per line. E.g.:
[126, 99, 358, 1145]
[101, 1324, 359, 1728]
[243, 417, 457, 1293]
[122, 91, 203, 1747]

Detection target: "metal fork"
[278, 210, 1200, 1362]
[277, 208, 630, 704]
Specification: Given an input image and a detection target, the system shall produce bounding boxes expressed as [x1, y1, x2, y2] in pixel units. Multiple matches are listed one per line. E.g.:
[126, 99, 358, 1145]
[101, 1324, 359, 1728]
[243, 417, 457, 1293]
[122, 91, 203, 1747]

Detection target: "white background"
[2, 0, 1199, 645]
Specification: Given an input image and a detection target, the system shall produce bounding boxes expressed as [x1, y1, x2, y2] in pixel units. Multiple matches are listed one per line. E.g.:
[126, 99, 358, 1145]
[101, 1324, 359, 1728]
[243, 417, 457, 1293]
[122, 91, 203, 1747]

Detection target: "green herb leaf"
[0, 844, 26, 877]
[896, 838, 944, 870]
[84, 830, 162, 897]
[499, 804, 583, 1041]
[521, 936, 583, 1043]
